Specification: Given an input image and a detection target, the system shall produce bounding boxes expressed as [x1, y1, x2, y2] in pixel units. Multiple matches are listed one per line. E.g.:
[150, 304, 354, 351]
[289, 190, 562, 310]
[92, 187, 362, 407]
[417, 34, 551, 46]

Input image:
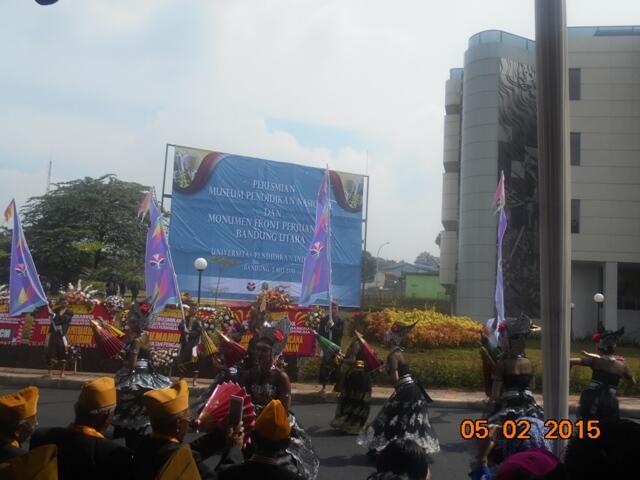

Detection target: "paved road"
[2, 387, 479, 479]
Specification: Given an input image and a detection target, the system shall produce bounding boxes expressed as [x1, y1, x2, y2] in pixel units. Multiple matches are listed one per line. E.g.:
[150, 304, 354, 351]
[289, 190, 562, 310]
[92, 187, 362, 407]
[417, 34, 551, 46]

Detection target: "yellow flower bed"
[366, 308, 483, 349]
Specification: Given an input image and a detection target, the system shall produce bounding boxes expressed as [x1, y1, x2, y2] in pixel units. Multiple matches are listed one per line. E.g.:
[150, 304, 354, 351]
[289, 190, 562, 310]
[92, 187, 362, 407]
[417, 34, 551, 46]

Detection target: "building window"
[571, 199, 580, 233]
[570, 132, 581, 165]
[618, 264, 640, 310]
[569, 68, 581, 100]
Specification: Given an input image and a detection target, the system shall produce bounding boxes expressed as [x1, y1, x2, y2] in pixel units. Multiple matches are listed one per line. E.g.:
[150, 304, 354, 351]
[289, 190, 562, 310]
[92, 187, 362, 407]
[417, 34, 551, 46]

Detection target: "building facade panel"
[439, 230, 458, 286]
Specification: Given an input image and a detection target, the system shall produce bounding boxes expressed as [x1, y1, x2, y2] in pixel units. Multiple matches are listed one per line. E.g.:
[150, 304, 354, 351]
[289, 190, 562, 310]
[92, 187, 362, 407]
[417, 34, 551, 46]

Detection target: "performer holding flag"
[299, 168, 344, 395]
[112, 191, 177, 449]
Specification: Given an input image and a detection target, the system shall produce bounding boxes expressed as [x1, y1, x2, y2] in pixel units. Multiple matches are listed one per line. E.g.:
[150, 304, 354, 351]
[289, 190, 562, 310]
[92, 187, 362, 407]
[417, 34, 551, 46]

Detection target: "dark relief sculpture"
[497, 58, 540, 318]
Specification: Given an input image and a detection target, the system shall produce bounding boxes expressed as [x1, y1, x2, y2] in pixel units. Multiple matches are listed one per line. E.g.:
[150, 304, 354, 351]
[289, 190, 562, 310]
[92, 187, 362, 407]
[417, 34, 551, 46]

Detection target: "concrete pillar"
[603, 262, 618, 330]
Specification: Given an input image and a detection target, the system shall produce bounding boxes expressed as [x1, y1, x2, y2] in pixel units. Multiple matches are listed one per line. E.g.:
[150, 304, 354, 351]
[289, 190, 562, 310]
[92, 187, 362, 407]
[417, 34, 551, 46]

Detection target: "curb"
[1, 373, 639, 417]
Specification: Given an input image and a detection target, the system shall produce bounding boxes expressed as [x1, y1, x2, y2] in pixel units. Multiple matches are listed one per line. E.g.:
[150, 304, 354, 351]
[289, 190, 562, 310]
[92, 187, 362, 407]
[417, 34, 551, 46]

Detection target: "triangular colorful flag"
[143, 194, 181, 315]
[299, 168, 332, 306]
[493, 172, 508, 325]
[4, 199, 48, 316]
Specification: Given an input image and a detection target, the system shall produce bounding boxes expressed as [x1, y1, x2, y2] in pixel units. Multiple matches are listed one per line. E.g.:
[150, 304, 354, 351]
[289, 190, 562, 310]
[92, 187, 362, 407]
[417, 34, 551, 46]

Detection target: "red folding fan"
[197, 381, 256, 445]
[90, 319, 125, 359]
[355, 330, 384, 373]
[217, 330, 248, 367]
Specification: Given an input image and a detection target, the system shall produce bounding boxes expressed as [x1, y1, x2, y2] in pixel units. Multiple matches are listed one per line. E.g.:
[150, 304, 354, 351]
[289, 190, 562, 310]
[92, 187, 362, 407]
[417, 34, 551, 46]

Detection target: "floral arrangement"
[198, 306, 236, 333]
[365, 308, 483, 349]
[0, 284, 7, 302]
[256, 285, 294, 311]
[303, 306, 325, 330]
[151, 347, 179, 373]
[104, 295, 126, 315]
[61, 280, 98, 309]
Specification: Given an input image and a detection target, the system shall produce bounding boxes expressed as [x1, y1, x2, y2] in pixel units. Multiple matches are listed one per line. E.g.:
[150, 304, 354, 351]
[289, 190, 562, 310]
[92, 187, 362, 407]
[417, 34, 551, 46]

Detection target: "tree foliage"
[415, 251, 439, 269]
[21, 175, 148, 289]
[362, 250, 377, 282]
[0, 227, 10, 284]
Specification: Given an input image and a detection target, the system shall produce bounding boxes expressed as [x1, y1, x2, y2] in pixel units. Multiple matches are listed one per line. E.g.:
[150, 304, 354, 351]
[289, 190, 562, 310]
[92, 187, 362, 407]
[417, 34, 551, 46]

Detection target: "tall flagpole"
[326, 167, 333, 325]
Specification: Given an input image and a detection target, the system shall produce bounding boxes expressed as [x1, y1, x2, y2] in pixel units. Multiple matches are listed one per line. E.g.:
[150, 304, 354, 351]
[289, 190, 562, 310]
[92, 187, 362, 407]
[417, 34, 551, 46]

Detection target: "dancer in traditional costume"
[358, 321, 440, 456]
[240, 322, 320, 480]
[192, 329, 248, 416]
[331, 335, 374, 434]
[46, 298, 73, 378]
[318, 301, 345, 395]
[176, 305, 203, 386]
[112, 300, 171, 449]
[571, 326, 636, 421]
[487, 315, 543, 424]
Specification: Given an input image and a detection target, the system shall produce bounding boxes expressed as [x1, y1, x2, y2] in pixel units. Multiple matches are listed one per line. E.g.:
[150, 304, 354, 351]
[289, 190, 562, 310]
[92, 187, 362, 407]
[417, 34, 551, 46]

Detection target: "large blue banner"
[169, 147, 365, 307]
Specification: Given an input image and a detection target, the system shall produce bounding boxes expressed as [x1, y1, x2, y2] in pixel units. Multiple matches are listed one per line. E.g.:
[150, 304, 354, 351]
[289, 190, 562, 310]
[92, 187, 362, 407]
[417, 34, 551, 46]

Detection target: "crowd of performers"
[39, 295, 442, 479]
[472, 314, 637, 479]
[2, 293, 638, 479]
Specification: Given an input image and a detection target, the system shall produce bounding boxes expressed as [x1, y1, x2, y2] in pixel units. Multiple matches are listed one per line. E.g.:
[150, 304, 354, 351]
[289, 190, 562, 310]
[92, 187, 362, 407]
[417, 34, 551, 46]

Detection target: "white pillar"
[603, 262, 618, 330]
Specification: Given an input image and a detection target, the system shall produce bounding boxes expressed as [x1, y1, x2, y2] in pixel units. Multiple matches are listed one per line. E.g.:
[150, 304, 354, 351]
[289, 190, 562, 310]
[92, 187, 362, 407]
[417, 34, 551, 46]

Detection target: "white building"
[439, 27, 640, 341]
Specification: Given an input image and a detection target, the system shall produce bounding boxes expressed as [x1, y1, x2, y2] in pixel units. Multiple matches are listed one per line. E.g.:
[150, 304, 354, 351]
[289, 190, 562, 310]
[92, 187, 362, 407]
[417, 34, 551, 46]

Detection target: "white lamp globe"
[194, 257, 208, 271]
[593, 293, 604, 303]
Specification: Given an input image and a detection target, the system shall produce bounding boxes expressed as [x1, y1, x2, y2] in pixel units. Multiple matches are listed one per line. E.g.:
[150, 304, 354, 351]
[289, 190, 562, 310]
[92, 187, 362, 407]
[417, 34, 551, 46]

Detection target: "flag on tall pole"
[137, 191, 153, 220]
[4, 199, 48, 317]
[143, 192, 181, 315]
[299, 168, 332, 306]
[493, 171, 508, 332]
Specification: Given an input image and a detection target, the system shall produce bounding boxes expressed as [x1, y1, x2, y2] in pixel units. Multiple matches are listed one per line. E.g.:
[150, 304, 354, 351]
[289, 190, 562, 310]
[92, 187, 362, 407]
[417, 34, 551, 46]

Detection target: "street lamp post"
[194, 257, 208, 306]
[376, 242, 391, 288]
[593, 293, 604, 331]
[570, 302, 575, 341]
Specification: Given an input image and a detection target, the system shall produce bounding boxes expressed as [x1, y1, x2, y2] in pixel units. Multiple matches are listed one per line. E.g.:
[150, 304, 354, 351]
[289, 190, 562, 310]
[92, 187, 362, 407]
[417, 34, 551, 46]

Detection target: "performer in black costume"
[571, 326, 636, 421]
[487, 315, 543, 424]
[358, 321, 439, 455]
[318, 301, 345, 394]
[112, 300, 171, 449]
[46, 298, 73, 378]
[192, 306, 266, 415]
[176, 305, 203, 386]
[240, 321, 320, 480]
[331, 337, 372, 434]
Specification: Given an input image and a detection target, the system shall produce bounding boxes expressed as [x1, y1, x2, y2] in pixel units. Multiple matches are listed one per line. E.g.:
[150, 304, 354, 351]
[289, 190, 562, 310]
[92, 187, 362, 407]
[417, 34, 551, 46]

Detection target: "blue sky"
[0, 0, 637, 261]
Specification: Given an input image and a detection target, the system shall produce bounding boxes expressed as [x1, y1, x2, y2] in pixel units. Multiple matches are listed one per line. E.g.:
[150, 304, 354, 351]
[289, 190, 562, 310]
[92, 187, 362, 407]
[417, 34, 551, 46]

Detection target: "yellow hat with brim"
[254, 399, 291, 441]
[0, 386, 39, 424]
[78, 377, 116, 411]
[143, 380, 189, 418]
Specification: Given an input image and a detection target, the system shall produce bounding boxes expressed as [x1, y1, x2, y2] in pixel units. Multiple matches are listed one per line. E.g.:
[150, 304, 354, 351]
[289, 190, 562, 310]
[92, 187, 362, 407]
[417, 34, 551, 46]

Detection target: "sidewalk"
[1, 367, 639, 417]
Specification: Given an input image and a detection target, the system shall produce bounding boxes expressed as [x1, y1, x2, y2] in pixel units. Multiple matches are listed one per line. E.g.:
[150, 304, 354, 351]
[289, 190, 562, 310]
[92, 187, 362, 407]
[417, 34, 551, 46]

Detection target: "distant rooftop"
[468, 25, 640, 50]
[449, 68, 463, 80]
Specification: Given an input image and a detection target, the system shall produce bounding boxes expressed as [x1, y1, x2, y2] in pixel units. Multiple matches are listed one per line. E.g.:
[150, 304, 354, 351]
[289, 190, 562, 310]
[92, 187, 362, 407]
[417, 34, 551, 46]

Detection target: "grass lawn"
[299, 335, 640, 396]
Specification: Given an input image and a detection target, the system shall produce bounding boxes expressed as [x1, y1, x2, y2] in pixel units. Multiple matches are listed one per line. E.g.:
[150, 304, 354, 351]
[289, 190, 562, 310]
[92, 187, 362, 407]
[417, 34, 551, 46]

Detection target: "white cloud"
[0, 0, 638, 262]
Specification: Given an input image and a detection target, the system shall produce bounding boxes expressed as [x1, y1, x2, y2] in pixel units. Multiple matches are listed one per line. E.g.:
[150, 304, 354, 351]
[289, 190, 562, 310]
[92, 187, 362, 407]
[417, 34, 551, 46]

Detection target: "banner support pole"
[161, 143, 170, 212]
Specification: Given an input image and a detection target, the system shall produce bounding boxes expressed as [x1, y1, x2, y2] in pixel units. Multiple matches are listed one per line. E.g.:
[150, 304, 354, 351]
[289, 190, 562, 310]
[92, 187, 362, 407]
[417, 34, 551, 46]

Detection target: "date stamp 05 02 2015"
[459, 419, 601, 441]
